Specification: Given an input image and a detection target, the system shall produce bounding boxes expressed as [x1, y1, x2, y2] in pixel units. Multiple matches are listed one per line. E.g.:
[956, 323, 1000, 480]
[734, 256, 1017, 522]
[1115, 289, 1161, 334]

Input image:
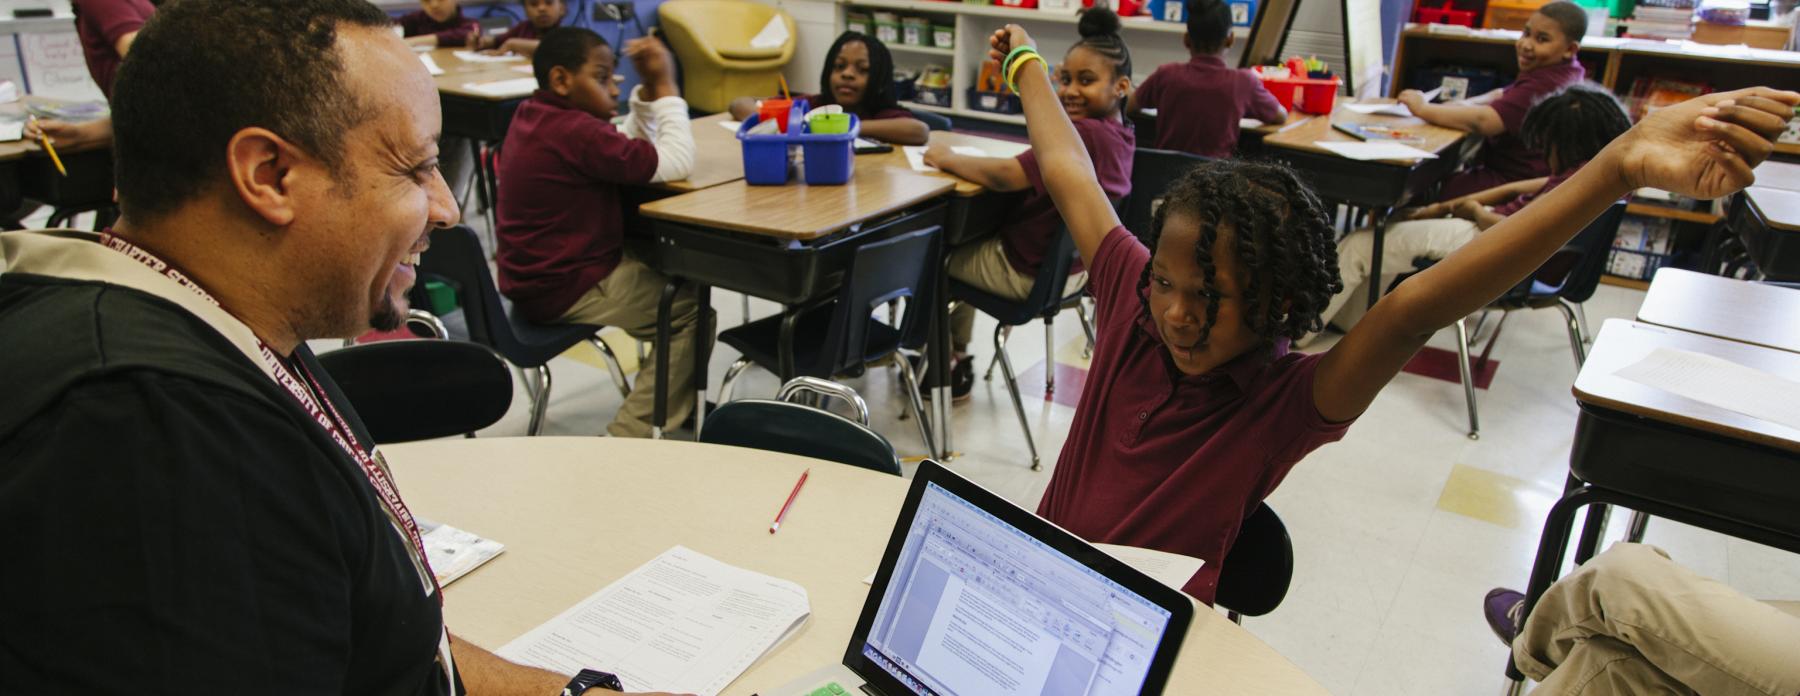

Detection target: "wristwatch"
[560, 668, 624, 695]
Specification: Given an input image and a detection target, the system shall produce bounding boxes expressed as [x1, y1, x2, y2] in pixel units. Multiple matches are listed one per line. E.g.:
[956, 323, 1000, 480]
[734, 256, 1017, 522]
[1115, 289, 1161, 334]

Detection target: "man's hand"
[625, 37, 678, 101]
[1608, 87, 1799, 200]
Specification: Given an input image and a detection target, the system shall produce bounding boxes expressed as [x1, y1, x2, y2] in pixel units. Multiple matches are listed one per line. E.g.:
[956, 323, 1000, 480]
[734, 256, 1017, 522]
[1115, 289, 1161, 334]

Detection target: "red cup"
[759, 98, 794, 134]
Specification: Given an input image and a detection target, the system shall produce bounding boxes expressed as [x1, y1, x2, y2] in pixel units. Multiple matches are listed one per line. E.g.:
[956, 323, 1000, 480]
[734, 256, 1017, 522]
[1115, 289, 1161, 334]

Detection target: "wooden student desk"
[1508, 319, 1800, 681]
[384, 437, 1331, 696]
[1636, 268, 1800, 354]
[635, 130, 1027, 455]
[1247, 104, 1468, 306]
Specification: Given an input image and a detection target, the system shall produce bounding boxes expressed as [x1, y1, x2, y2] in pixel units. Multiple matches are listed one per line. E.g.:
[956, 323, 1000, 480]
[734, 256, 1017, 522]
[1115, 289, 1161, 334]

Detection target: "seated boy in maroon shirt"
[986, 21, 1793, 603]
[470, 0, 564, 57]
[923, 8, 1134, 400]
[1125, 0, 1286, 159]
[495, 27, 704, 438]
[400, 0, 478, 48]
[1314, 85, 1633, 335]
[1402, 1, 1590, 200]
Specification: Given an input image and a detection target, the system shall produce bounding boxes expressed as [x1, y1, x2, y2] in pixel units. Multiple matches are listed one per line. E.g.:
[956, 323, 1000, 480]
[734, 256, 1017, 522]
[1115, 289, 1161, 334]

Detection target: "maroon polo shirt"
[1440, 60, 1586, 200]
[398, 7, 478, 46]
[71, 0, 153, 100]
[1132, 54, 1287, 158]
[1003, 117, 1133, 276]
[1492, 159, 1587, 216]
[494, 19, 549, 46]
[1036, 226, 1353, 603]
[495, 90, 659, 322]
[795, 93, 914, 121]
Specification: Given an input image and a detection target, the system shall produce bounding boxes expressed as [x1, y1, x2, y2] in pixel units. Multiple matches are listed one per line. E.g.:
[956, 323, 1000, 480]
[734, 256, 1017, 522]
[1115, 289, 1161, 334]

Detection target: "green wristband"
[1003, 45, 1037, 77]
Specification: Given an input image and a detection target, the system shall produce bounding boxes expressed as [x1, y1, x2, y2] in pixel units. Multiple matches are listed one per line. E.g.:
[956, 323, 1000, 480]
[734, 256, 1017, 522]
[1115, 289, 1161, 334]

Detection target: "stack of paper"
[453, 50, 524, 63]
[418, 519, 503, 586]
[462, 77, 539, 98]
[1315, 140, 1438, 161]
[500, 546, 811, 696]
[418, 53, 445, 76]
[1613, 347, 1800, 431]
[1093, 543, 1207, 591]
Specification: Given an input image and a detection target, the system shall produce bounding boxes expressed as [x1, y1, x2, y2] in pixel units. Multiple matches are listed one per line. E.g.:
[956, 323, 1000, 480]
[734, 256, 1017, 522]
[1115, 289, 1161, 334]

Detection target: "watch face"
[569, 669, 623, 693]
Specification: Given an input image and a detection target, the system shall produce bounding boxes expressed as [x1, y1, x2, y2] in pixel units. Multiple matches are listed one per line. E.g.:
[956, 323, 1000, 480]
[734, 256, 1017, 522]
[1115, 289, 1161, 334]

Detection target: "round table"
[385, 437, 1327, 695]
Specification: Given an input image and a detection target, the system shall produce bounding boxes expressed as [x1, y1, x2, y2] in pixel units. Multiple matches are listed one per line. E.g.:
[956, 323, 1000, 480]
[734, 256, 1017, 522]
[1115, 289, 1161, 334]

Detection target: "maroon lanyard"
[97, 232, 442, 603]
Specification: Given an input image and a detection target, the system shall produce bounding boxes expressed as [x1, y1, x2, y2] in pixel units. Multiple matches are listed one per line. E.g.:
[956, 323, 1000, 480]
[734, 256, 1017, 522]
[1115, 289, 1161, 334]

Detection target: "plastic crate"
[966, 87, 1022, 114]
[1414, 0, 1479, 25]
[1254, 69, 1341, 115]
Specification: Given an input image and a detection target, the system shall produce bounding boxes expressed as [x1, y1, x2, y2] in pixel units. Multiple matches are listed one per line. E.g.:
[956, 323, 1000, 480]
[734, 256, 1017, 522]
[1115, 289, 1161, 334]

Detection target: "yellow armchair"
[658, 0, 797, 113]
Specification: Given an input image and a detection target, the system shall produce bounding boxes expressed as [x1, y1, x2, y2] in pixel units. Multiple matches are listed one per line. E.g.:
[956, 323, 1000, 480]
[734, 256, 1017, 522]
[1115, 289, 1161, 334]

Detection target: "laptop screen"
[858, 481, 1175, 696]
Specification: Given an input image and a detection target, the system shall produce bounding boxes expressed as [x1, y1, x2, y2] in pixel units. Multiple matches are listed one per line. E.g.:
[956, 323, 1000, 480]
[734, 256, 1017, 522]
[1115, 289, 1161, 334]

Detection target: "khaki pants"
[558, 251, 706, 438]
[946, 235, 1086, 351]
[1321, 217, 1480, 331]
[1516, 543, 1800, 695]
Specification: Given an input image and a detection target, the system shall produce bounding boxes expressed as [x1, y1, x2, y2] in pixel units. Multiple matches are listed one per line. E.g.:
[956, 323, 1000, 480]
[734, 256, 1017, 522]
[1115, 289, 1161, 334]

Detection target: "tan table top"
[385, 437, 1330, 696]
[1637, 268, 1800, 354]
[1574, 320, 1800, 454]
[1754, 160, 1800, 192]
[427, 46, 530, 77]
[431, 47, 536, 101]
[1747, 186, 1800, 232]
[1255, 104, 1466, 164]
[877, 130, 1031, 198]
[637, 152, 955, 240]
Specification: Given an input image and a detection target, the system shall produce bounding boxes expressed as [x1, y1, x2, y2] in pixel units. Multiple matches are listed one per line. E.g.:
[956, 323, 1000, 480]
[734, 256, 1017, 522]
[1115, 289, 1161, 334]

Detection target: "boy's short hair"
[1521, 83, 1631, 170]
[112, 0, 391, 223]
[1536, 1, 1588, 41]
[1185, 0, 1233, 53]
[532, 26, 608, 89]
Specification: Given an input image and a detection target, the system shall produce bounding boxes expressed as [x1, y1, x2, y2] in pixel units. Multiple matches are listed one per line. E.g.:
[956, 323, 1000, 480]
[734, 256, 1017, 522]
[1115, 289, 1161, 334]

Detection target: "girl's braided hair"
[1138, 160, 1343, 347]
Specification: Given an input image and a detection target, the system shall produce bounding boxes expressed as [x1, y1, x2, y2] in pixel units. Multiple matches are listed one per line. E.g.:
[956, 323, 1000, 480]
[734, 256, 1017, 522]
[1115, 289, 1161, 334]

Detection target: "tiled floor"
[187, 184, 1794, 696]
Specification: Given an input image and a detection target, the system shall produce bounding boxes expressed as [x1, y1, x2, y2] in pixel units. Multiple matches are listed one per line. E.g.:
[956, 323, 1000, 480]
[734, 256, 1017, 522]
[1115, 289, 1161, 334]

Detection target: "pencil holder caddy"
[737, 101, 862, 186]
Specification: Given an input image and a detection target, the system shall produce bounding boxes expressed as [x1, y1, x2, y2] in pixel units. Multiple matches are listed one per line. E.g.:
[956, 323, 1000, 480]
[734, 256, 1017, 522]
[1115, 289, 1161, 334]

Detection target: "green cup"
[810, 112, 851, 135]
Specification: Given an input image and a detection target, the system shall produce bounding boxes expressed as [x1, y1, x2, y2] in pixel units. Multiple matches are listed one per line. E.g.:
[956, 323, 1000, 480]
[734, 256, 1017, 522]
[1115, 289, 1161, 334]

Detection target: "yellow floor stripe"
[1435, 464, 1558, 529]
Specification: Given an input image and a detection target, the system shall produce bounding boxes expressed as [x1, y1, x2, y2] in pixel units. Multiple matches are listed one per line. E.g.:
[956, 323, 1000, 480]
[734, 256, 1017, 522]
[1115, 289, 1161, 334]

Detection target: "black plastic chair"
[700, 378, 902, 476]
[416, 225, 630, 436]
[950, 224, 1091, 470]
[1125, 147, 1211, 240]
[715, 226, 941, 454]
[908, 108, 953, 132]
[317, 339, 514, 444]
[1391, 203, 1629, 440]
[1215, 503, 1294, 623]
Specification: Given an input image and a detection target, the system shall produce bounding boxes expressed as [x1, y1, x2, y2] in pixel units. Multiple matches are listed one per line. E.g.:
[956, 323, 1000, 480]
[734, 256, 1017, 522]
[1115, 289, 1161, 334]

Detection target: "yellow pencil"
[28, 116, 67, 177]
[778, 74, 790, 101]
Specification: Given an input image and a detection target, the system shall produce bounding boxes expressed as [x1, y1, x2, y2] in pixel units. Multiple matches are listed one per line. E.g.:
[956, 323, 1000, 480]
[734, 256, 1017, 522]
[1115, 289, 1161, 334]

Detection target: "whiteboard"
[21, 30, 101, 102]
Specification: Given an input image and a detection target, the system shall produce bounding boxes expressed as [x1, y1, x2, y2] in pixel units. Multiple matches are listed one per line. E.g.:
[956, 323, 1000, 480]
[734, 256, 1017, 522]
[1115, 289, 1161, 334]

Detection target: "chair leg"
[896, 352, 937, 456]
[1454, 318, 1480, 441]
[1556, 299, 1588, 367]
[1574, 302, 1592, 346]
[1626, 510, 1651, 542]
[718, 357, 752, 405]
[984, 352, 999, 382]
[407, 309, 450, 339]
[1077, 297, 1097, 360]
[526, 365, 553, 436]
[994, 324, 1040, 470]
[1044, 317, 1056, 395]
[587, 336, 632, 400]
[741, 295, 751, 325]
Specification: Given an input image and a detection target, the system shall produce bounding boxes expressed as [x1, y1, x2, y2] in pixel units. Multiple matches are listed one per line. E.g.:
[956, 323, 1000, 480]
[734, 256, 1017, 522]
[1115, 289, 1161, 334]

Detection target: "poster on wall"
[20, 31, 102, 102]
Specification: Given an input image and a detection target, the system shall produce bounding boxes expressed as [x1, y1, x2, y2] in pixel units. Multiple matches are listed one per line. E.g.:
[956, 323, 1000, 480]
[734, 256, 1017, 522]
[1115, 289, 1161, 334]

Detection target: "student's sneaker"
[920, 355, 974, 403]
[1483, 588, 1526, 646]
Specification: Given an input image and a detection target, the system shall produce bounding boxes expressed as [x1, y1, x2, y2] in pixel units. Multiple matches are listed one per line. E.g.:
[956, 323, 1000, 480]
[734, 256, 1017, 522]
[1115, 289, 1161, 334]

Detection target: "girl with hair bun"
[923, 7, 1136, 400]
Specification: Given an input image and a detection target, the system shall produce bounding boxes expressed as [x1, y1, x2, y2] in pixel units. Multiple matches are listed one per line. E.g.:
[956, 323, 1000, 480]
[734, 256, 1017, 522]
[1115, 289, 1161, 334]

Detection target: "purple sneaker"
[1484, 588, 1526, 646]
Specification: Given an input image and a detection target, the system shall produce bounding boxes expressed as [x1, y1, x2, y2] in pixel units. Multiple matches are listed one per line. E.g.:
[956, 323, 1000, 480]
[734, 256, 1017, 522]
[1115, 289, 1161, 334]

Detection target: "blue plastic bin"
[737, 100, 808, 186]
[798, 114, 859, 185]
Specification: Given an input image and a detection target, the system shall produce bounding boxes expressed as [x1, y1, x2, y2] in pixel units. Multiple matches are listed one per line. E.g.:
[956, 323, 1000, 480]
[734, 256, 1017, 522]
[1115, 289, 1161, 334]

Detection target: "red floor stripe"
[1014, 361, 1089, 409]
[1401, 346, 1499, 389]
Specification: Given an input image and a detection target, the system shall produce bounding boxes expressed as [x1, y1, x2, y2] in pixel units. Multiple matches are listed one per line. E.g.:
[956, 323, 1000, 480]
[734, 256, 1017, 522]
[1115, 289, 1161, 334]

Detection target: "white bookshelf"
[844, 0, 1249, 126]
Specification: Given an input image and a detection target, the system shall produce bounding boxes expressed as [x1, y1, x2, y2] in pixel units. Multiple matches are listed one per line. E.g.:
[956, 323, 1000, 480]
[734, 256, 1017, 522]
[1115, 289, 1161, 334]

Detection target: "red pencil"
[769, 468, 810, 534]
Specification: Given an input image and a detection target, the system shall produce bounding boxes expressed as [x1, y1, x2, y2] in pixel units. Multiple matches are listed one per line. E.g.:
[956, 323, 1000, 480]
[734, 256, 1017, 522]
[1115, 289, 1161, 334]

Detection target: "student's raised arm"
[990, 24, 1120, 269]
[1314, 87, 1799, 423]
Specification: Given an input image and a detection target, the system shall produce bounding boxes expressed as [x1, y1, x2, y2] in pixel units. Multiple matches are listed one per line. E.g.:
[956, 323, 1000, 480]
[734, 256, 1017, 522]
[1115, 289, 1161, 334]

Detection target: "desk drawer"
[653, 203, 947, 305]
[1572, 405, 1800, 539]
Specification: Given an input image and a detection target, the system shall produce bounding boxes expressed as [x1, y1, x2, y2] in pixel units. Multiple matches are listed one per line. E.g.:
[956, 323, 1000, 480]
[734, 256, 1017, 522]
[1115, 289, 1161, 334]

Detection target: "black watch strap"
[560, 668, 624, 695]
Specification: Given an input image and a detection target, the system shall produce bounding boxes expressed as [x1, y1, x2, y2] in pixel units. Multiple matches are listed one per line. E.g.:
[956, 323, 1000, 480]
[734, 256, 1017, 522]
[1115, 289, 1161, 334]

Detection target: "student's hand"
[1606, 87, 1799, 200]
[624, 36, 678, 100]
[24, 117, 110, 153]
[1397, 89, 1427, 111]
[1398, 202, 1443, 220]
[922, 141, 953, 169]
[1450, 198, 1488, 221]
[987, 24, 1036, 64]
[493, 39, 524, 55]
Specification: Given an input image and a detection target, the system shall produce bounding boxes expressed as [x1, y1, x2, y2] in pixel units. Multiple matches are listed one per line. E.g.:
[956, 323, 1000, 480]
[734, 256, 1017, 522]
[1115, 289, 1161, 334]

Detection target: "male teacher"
[0, 1, 684, 693]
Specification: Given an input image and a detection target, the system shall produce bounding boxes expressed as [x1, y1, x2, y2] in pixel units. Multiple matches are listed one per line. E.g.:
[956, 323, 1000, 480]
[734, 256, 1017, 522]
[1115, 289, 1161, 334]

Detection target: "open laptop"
[762, 460, 1193, 696]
